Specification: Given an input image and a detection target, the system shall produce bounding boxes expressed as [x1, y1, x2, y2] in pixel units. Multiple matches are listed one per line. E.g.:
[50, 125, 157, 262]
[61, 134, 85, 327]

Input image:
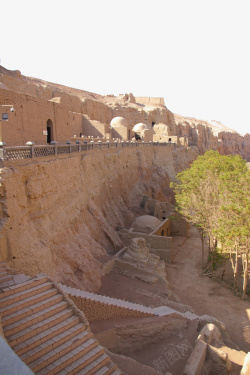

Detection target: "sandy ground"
[167, 226, 250, 352]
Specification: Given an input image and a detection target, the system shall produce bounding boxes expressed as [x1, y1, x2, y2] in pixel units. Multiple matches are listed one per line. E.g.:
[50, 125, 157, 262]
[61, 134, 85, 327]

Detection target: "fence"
[0, 141, 176, 162]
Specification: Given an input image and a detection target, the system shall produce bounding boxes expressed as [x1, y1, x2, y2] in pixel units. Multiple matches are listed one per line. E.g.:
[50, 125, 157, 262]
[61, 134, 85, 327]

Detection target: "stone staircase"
[0, 264, 123, 375]
[60, 284, 161, 322]
[59, 284, 200, 323]
[0, 262, 14, 287]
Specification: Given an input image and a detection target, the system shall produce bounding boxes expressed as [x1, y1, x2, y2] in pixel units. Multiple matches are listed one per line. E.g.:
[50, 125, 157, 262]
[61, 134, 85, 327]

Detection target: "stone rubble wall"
[183, 323, 248, 375]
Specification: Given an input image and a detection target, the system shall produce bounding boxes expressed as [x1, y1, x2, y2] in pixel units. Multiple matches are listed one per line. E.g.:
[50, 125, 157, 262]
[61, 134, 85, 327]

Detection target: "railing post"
[50, 141, 57, 155]
[76, 140, 81, 152]
[98, 140, 102, 149]
[0, 142, 6, 163]
[26, 141, 35, 158]
[66, 141, 71, 153]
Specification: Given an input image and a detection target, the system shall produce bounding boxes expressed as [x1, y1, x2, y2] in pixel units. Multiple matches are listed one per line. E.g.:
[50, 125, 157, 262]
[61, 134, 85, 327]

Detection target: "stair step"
[74, 353, 111, 375]
[0, 275, 48, 299]
[0, 282, 53, 308]
[93, 366, 116, 375]
[0, 279, 15, 288]
[14, 315, 83, 357]
[0, 269, 8, 276]
[8, 307, 75, 348]
[4, 300, 69, 336]
[31, 337, 100, 374]
[1, 294, 63, 327]
[0, 287, 59, 318]
[21, 323, 91, 364]
[0, 275, 13, 284]
[39, 345, 107, 375]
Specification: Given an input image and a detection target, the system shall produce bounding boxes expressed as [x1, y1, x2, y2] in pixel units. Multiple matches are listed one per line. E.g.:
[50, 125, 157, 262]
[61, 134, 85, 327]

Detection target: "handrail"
[0, 141, 176, 162]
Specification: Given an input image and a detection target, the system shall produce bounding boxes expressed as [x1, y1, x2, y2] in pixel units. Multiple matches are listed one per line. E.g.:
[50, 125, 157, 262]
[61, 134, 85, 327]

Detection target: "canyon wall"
[0, 145, 198, 292]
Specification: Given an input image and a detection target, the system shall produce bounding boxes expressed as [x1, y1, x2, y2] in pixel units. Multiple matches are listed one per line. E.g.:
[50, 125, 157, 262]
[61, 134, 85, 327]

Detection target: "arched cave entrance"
[47, 119, 54, 144]
[135, 133, 141, 140]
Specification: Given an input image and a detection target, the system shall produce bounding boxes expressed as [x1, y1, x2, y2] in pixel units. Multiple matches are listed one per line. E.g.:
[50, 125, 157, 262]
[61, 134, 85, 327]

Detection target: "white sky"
[0, 0, 249, 135]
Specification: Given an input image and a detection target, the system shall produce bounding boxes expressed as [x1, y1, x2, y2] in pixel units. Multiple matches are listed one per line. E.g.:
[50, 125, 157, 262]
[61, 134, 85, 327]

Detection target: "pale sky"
[0, 0, 249, 135]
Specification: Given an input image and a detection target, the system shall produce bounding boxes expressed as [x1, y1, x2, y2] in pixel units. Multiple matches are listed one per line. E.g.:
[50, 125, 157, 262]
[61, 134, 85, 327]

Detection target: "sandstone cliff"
[1, 65, 249, 160]
[0, 146, 198, 292]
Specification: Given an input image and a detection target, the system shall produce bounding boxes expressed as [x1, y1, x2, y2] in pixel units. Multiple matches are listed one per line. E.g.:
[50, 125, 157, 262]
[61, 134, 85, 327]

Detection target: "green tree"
[171, 150, 249, 297]
[217, 168, 250, 298]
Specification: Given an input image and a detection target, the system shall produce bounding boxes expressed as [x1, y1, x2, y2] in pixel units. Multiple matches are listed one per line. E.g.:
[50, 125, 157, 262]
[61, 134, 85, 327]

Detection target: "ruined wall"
[0, 145, 198, 292]
[151, 218, 171, 237]
[118, 230, 173, 263]
[0, 88, 85, 145]
[135, 97, 165, 106]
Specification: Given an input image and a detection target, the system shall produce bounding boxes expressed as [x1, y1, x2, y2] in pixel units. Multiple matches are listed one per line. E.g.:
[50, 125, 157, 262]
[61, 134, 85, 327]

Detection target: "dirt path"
[167, 226, 250, 352]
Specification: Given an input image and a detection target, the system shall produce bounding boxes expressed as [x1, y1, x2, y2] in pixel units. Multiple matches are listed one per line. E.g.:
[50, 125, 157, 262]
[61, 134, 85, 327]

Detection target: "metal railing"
[0, 141, 176, 162]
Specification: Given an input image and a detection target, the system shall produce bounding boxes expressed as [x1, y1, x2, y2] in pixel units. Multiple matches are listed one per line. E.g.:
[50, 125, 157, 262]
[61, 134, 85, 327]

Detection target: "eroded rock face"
[174, 114, 250, 161]
[0, 146, 197, 292]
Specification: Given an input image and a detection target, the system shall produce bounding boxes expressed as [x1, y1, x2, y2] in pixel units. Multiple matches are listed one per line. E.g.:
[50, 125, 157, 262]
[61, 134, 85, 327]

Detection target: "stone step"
[0, 280, 15, 288]
[74, 353, 111, 375]
[21, 323, 92, 365]
[0, 268, 8, 276]
[4, 300, 69, 336]
[0, 281, 53, 308]
[0, 274, 13, 284]
[93, 367, 111, 375]
[32, 338, 100, 374]
[14, 315, 82, 356]
[93, 365, 120, 375]
[8, 306, 75, 347]
[1, 294, 63, 327]
[51, 346, 109, 375]
[0, 287, 59, 318]
[0, 275, 48, 299]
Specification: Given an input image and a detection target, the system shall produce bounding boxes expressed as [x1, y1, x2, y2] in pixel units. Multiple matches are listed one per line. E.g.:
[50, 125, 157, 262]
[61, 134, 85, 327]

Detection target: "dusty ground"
[167, 226, 250, 353]
[97, 225, 249, 374]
